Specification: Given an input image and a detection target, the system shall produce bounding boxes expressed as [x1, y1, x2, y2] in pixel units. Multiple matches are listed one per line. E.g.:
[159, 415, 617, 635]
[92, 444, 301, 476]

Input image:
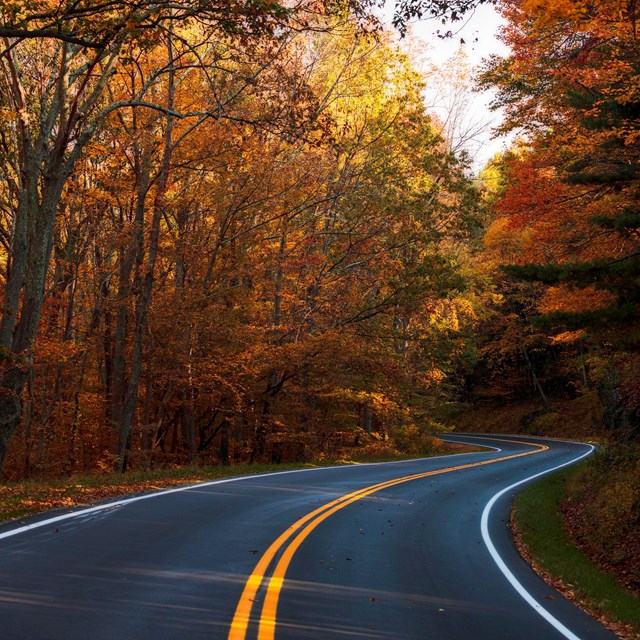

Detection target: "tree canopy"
[478, 0, 640, 439]
[0, 2, 484, 476]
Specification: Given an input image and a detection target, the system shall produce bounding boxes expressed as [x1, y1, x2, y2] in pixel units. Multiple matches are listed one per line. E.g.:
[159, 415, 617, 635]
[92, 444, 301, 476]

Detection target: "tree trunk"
[0, 40, 94, 474]
[521, 345, 549, 409]
[0, 192, 65, 474]
[363, 403, 373, 434]
[115, 32, 176, 473]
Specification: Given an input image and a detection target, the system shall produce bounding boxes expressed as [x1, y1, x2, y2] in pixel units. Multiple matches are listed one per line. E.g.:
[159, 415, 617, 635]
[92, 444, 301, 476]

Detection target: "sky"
[396, 4, 513, 171]
[416, 3, 509, 65]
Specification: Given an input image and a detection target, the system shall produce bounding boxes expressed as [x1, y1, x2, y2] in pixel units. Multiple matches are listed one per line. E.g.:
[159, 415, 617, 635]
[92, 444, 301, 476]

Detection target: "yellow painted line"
[227, 477, 403, 639]
[228, 437, 547, 640]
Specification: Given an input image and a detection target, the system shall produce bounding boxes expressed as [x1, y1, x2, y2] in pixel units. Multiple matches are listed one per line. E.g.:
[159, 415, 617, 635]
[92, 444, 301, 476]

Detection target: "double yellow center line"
[228, 437, 547, 640]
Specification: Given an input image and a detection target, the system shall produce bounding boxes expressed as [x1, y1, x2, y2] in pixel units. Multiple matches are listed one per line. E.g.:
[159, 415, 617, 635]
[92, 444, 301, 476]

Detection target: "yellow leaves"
[0, 107, 19, 123]
[427, 297, 475, 333]
[418, 367, 446, 385]
[483, 217, 524, 262]
[390, 422, 442, 455]
[0, 7, 482, 478]
[0, 1, 35, 23]
[332, 389, 401, 417]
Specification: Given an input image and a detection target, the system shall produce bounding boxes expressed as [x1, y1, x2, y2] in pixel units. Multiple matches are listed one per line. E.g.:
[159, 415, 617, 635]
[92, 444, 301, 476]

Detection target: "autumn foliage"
[0, 9, 483, 478]
[476, 0, 640, 599]
[475, 0, 640, 432]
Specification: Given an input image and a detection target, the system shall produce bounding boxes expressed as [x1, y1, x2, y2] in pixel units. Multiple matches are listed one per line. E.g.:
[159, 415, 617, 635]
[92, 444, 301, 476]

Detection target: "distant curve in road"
[0, 434, 618, 640]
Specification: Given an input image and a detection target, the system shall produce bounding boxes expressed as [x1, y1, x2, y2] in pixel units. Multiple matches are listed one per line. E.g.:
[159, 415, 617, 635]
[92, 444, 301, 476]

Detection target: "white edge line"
[0, 445, 490, 542]
[480, 441, 596, 640]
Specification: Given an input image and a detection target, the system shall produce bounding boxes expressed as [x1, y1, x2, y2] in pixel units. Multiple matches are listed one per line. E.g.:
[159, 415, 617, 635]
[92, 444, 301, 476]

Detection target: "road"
[0, 434, 619, 639]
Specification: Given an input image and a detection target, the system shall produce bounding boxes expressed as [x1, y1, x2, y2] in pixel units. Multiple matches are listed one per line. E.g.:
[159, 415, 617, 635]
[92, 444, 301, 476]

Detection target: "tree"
[480, 0, 640, 342]
[0, 0, 352, 473]
[0, 3, 486, 476]
[479, 0, 640, 437]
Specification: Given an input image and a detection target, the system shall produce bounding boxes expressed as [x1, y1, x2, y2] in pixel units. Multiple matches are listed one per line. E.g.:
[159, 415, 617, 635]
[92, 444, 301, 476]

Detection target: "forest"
[0, 0, 486, 477]
[0, 0, 638, 604]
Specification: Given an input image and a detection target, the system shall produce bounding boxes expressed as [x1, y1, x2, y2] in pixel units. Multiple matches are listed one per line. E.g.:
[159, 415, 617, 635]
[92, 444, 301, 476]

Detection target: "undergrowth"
[0, 439, 472, 523]
[514, 464, 640, 640]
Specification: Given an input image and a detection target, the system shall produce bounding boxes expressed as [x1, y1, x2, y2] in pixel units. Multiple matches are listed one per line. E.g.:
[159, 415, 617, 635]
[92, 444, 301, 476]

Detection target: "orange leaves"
[483, 215, 529, 264]
[538, 285, 616, 316]
[474, 0, 640, 423]
[517, 0, 586, 33]
[485, 142, 632, 267]
[0, 13, 484, 479]
[518, 0, 637, 40]
[549, 330, 587, 345]
[496, 155, 567, 230]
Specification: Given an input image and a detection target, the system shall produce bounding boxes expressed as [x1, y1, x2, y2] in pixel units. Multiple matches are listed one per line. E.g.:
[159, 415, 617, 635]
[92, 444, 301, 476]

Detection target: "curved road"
[0, 434, 619, 639]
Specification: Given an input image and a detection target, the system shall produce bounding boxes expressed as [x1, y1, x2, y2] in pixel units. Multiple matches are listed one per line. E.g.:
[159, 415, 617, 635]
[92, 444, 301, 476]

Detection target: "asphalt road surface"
[0, 434, 620, 640]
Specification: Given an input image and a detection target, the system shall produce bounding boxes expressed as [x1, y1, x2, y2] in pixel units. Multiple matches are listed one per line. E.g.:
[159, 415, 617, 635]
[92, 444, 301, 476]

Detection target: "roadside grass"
[513, 463, 640, 639]
[0, 440, 477, 524]
[0, 462, 315, 523]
